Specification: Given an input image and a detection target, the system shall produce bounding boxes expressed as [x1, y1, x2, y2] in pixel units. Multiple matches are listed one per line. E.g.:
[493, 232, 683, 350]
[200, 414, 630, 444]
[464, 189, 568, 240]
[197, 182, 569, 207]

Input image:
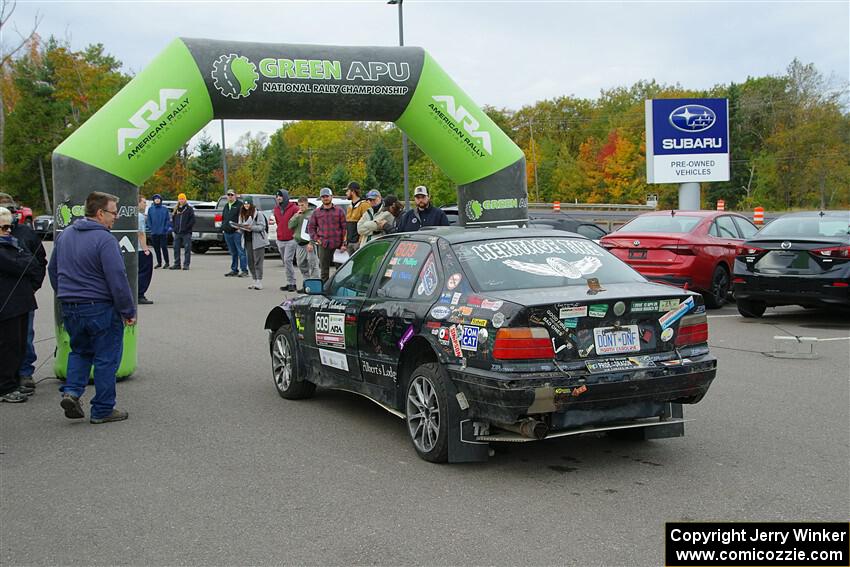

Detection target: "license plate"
[593, 325, 640, 355]
[586, 356, 655, 373]
[192, 232, 200, 238]
[628, 249, 647, 259]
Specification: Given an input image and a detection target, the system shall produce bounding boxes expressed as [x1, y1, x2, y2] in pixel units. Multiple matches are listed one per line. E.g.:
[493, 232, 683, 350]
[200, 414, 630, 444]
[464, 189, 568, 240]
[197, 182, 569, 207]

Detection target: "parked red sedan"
[600, 210, 759, 308]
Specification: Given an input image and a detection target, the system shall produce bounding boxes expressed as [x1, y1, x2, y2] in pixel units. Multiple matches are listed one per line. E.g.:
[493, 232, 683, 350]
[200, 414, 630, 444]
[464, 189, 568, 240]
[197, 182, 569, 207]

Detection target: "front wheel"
[704, 265, 730, 309]
[271, 327, 315, 399]
[405, 363, 449, 463]
[737, 298, 766, 318]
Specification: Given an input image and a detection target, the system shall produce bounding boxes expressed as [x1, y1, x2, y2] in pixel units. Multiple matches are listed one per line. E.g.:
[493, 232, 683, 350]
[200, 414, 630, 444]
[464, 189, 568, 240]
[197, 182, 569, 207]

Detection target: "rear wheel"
[704, 265, 730, 309]
[192, 243, 209, 254]
[405, 363, 449, 463]
[271, 326, 315, 399]
[737, 298, 766, 318]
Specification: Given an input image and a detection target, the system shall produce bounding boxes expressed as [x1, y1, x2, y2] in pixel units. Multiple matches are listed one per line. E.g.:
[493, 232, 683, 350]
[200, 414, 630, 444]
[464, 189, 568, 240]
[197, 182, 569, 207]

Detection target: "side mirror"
[304, 279, 324, 295]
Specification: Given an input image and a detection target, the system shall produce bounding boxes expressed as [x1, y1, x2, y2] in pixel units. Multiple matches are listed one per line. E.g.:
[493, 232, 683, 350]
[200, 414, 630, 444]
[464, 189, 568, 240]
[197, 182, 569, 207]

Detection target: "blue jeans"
[61, 302, 124, 419]
[150, 233, 169, 266]
[223, 231, 247, 273]
[173, 233, 191, 267]
[18, 310, 36, 377]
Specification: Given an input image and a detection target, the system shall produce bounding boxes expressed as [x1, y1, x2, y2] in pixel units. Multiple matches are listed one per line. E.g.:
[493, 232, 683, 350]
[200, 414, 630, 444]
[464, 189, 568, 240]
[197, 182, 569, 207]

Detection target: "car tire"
[737, 298, 766, 318]
[405, 363, 450, 463]
[192, 243, 209, 254]
[271, 326, 315, 399]
[704, 265, 730, 309]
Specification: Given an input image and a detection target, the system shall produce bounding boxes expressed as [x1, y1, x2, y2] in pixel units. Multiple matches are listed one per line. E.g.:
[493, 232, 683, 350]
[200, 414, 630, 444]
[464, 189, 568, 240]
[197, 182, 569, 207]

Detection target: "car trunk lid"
[745, 238, 850, 276]
[602, 233, 690, 266]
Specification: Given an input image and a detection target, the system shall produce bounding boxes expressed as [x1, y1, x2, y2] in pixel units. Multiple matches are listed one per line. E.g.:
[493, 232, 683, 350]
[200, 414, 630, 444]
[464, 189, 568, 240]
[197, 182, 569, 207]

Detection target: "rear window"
[618, 215, 702, 233]
[758, 215, 850, 238]
[452, 237, 644, 292]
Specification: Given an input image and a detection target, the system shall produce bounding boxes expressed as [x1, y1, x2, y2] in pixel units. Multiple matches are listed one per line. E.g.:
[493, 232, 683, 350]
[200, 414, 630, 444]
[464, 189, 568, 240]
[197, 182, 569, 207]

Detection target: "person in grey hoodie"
[47, 192, 135, 424]
[232, 196, 269, 290]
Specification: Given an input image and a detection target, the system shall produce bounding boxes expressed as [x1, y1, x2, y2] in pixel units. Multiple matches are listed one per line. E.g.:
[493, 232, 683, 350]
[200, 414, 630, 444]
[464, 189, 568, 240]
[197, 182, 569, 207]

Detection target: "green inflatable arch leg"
[52, 38, 528, 378]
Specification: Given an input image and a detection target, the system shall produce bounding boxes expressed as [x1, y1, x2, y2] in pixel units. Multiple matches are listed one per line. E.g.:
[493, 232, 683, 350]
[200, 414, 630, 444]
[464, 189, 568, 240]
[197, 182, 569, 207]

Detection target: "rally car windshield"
[452, 237, 644, 292]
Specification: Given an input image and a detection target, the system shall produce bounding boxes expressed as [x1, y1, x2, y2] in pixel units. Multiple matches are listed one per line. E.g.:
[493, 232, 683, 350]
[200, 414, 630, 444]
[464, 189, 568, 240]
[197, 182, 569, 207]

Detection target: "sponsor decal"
[294, 315, 304, 333]
[658, 298, 680, 311]
[451, 292, 462, 305]
[578, 344, 595, 358]
[562, 318, 579, 329]
[588, 304, 608, 318]
[560, 306, 588, 319]
[530, 309, 567, 338]
[693, 304, 706, 315]
[586, 277, 605, 293]
[439, 292, 452, 304]
[640, 327, 654, 343]
[660, 358, 691, 367]
[480, 299, 503, 311]
[469, 239, 602, 262]
[424, 321, 441, 329]
[613, 301, 626, 317]
[466, 295, 482, 307]
[456, 306, 473, 317]
[397, 325, 415, 350]
[631, 300, 660, 313]
[430, 95, 493, 157]
[659, 296, 695, 330]
[661, 327, 674, 342]
[464, 198, 525, 221]
[384, 269, 394, 278]
[361, 360, 397, 382]
[477, 328, 489, 341]
[118, 89, 190, 159]
[320, 299, 348, 311]
[430, 305, 451, 320]
[447, 273, 462, 290]
[492, 312, 505, 328]
[504, 256, 602, 279]
[448, 325, 463, 357]
[459, 325, 479, 351]
[315, 312, 345, 349]
[395, 242, 418, 257]
[319, 348, 348, 371]
[470, 318, 487, 327]
[417, 256, 438, 296]
[571, 384, 588, 397]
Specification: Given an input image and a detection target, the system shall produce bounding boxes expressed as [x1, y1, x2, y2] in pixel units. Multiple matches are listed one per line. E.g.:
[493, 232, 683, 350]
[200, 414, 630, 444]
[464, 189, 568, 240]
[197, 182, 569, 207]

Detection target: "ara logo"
[669, 104, 717, 133]
[211, 54, 259, 99]
[432, 95, 493, 155]
[117, 89, 187, 154]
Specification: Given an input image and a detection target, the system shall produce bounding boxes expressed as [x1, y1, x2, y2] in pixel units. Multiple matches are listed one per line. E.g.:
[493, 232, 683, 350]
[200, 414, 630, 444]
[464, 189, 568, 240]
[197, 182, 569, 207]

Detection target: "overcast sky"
[8, 0, 850, 152]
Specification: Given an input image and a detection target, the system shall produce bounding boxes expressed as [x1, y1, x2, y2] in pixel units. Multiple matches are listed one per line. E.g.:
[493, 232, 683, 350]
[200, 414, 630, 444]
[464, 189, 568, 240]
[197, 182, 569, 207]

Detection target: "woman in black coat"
[0, 207, 40, 403]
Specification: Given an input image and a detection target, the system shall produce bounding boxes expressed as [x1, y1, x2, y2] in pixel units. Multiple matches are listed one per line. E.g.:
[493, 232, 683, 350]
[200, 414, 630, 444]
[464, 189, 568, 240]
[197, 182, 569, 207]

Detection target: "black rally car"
[733, 210, 850, 317]
[264, 228, 717, 463]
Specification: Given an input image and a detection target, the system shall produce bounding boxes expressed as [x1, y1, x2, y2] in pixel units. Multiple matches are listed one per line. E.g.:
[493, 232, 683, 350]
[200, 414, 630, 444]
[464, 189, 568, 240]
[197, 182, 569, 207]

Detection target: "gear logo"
[211, 54, 259, 99]
[465, 200, 484, 221]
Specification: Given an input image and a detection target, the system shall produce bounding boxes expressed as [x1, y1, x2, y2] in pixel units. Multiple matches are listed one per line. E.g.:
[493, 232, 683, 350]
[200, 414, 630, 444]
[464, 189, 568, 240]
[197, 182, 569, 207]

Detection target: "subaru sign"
[645, 98, 729, 184]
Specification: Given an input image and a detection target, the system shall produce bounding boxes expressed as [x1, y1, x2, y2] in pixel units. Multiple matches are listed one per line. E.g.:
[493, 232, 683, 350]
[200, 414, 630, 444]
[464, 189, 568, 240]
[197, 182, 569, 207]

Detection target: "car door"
[305, 239, 395, 388]
[357, 239, 442, 405]
[711, 215, 744, 266]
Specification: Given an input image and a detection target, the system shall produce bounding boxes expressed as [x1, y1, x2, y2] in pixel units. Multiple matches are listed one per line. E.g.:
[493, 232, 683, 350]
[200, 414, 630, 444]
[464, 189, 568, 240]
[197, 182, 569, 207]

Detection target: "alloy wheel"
[272, 333, 293, 392]
[406, 375, 441, 454]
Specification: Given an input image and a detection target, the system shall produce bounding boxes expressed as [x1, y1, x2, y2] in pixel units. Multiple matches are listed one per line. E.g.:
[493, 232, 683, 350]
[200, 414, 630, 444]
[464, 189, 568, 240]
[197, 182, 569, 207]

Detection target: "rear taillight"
[600, 241, 616, 249]
[493, 327, 554, 360]
[736, 245, 766, 256]
[733, 277, 746, 284]
[214, 213, 223, 222]
[660, 244, 696, 255]
[675, 322, 708, 347]
[811, 246, 850, 258]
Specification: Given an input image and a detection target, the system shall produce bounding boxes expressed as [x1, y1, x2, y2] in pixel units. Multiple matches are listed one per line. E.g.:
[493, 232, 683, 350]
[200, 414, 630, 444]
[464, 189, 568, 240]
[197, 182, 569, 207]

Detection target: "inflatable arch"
[51, 38, 528, 377]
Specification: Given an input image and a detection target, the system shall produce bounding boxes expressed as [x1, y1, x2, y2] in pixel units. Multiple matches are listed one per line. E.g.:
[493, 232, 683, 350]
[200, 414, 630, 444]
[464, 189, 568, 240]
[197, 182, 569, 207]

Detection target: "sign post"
[645, 98, 730, 210]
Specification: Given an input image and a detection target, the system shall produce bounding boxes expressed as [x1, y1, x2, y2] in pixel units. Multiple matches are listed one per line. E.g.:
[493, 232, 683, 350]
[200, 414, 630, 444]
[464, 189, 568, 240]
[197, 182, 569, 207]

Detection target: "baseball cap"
[413, 185, 428, 197]
[366, 190, 380, 199]
[319, 187, 333, 197]
[243, 195, 254, 204]
[346, 181, 360, 191]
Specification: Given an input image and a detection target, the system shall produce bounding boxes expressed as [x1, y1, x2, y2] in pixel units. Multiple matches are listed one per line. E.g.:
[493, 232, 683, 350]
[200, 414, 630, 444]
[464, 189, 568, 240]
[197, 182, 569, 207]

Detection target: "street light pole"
[220, 119, 229, 194]
[388, 0, 409, 208]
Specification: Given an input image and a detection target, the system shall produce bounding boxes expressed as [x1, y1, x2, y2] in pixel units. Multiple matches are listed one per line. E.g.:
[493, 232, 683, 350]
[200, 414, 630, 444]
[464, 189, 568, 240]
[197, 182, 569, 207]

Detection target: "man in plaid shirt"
[307, 187, 347, 282]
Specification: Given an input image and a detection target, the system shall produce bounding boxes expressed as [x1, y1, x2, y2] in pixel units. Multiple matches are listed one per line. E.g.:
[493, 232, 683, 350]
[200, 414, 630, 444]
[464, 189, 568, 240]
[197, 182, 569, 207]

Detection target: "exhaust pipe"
[500, 418, 549, 440]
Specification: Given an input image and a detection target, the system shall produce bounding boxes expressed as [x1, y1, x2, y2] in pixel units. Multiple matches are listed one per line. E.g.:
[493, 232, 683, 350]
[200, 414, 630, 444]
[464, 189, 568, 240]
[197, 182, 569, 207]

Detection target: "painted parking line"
[773, 335, 850, 342]
[815, 336, 850, 342]
[707, 314, 741, 318]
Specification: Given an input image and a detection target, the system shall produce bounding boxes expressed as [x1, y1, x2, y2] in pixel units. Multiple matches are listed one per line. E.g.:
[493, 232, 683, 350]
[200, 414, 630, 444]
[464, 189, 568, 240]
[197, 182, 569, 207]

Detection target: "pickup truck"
[191, 194, 279, 254]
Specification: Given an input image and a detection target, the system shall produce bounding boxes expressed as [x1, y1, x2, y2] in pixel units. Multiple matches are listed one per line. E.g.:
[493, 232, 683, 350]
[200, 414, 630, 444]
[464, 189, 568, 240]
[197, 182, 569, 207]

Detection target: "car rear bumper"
[447, 353, 716, 428]
[734, 277, 850, 307]
[192, 232, 224, 242]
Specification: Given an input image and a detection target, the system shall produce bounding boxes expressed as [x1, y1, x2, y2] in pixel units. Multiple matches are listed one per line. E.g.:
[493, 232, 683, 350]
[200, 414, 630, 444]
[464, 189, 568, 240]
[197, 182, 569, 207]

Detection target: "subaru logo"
[633, 240, 641, 247]
[669, 104, 717, 133]
[781, 241, 792, 250]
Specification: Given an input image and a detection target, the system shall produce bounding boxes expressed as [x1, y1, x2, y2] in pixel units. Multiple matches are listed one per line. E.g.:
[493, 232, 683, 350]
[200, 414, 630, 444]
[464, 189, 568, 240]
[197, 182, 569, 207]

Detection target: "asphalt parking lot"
[2, 245, 848, 566]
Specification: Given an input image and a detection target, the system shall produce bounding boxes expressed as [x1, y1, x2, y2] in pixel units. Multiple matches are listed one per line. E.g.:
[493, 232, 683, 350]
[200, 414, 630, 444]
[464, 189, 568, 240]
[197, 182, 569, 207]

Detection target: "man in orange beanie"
[169, 193, 195, 270]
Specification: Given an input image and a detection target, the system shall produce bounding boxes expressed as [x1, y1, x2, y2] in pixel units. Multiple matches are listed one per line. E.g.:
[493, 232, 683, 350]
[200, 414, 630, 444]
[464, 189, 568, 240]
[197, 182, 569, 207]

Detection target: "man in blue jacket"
[395, 185, 449, 232]
[48, 191, 136, 424]
[146, 194, 170, 268]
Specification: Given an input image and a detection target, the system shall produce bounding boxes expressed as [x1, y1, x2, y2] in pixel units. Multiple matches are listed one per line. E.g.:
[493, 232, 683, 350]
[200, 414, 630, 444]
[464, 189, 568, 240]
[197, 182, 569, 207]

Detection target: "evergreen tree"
[190, 134, 221, 200]
[365, 140, 400, 195]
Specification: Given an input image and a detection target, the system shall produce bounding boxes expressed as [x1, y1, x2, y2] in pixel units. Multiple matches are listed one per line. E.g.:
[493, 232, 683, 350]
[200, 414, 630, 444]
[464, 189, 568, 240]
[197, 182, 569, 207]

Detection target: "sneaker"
[238, 271, 249, 278]
[60, 394, 85, 419]
[254, 281, 263, 290]
[287, 284, 297, 292]
[0, 391, 27, 403]
[248, 282, 256, 289]
[17, 384, 35, 395]
[225, 271, 238, 277]
[20, 376, 35, 389]
[163, 263, 170, 268]
[168, 265, 181, 270]
[138, 296, 154, 305]
[154, 264, 162, 269]
[90, 409, 129, 424]
[182, 266, 190, 270]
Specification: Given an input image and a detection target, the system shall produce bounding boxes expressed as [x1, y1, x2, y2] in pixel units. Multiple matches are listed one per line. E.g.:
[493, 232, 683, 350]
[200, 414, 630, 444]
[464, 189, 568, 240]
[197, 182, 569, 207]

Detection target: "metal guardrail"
[528, 202, 657, 211]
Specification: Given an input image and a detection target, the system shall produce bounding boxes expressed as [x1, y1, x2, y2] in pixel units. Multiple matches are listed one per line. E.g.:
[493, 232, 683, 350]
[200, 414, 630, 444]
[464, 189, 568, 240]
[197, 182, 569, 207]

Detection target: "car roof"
[639, 209, 740, 217]
[402, 226, 586, 245]
[774, 210, 849, 218]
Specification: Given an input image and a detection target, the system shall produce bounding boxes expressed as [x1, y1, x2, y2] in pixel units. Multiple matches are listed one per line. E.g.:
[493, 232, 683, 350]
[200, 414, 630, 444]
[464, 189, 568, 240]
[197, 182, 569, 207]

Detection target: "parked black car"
[264, 228, 716, 463]
[733, 210, 850, 317]
[33, 214, 54, 240]
[441, 205, 607, 240]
